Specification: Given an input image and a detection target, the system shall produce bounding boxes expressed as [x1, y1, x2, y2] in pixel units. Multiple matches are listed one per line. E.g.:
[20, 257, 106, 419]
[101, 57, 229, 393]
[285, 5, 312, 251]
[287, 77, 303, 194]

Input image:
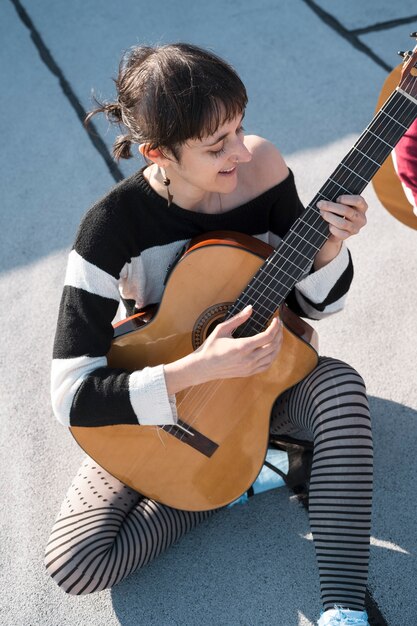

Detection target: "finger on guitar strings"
[253, 334, 283, 363]
[336, 194, 369, 213]
[317, 195, 368, 220]
[246, 315, 282, 346]
[317, 200, 367, 238]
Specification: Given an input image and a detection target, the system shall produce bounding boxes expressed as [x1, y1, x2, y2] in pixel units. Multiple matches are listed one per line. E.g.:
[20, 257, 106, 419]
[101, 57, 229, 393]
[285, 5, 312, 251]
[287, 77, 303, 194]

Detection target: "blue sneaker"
[317, 606, 370, 625]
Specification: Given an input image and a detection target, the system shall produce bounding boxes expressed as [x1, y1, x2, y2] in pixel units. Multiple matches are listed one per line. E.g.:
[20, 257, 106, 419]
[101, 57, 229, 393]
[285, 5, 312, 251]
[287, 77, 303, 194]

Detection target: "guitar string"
[171, 80, 417, 437]
[167, 74, 417, 441]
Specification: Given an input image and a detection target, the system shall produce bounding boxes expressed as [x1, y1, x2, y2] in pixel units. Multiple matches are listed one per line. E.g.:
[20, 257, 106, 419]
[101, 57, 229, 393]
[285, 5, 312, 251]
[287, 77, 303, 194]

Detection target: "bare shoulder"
[242, 135, 290, 195]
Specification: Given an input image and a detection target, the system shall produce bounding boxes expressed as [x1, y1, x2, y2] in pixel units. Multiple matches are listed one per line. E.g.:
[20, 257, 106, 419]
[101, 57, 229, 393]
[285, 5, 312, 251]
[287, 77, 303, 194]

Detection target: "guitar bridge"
[162, 419, 219, 458]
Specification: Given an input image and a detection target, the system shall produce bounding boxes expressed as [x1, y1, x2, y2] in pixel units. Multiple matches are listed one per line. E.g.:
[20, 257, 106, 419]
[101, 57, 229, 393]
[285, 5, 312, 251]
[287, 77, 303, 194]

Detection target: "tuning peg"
[410, 32, 417, 37]
[398, 50, 413, 60]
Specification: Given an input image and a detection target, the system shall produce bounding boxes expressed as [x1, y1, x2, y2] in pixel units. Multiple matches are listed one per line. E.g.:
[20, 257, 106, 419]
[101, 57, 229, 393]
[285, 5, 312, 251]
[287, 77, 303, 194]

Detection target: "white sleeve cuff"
[129, 365, 178, 425]
[295, 243, 349, 304]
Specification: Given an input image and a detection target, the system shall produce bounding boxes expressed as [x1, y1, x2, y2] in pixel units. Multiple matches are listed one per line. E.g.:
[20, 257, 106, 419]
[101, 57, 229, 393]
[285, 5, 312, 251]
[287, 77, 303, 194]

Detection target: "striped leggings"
[45, 357, 373, 611]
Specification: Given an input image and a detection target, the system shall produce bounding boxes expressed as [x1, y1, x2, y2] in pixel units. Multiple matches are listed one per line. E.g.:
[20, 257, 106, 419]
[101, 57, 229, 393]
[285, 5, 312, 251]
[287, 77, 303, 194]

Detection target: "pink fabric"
[393, 117, 417, 214]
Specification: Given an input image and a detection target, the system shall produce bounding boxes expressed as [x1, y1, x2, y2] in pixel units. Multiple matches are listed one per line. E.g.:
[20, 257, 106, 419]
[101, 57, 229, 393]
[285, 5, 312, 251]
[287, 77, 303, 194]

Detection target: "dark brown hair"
[85, 43, 248, 161]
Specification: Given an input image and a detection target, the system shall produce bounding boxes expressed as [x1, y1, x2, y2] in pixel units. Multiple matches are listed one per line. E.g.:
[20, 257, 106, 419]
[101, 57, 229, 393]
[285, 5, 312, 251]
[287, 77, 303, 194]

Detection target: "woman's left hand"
[313, 195, 368, 270]
[317, 194, 368, 242]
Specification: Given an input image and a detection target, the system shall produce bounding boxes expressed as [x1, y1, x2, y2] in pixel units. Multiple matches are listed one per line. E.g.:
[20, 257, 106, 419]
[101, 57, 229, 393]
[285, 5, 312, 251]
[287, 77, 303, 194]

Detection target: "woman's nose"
[233, 138, 252, 163]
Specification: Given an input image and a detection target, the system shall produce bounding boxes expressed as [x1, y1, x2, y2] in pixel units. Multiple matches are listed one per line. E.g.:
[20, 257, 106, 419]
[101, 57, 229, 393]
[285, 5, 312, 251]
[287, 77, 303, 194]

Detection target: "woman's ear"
[139, 144, 170, 166]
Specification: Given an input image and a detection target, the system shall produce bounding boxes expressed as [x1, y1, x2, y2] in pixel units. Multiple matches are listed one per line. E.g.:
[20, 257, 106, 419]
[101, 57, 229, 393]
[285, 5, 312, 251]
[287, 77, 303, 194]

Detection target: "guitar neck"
[230, 87, 417, 337]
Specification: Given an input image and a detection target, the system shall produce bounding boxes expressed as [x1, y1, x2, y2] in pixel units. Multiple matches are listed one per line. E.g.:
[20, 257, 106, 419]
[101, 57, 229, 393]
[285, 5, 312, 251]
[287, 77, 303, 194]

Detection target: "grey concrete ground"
[1, 1, 416, 625]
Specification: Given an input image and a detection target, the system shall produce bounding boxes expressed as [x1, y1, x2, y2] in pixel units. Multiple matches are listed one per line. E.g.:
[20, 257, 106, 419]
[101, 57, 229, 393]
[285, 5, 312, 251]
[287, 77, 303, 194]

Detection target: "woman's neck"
[144, 164, 226, 214]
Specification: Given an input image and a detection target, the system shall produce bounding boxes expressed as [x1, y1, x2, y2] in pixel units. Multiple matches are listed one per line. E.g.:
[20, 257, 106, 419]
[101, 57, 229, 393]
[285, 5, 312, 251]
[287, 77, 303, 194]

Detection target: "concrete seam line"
[9, 0, 124, 183]
[351, 15, 417, 36]
[302, 0, 393, 73]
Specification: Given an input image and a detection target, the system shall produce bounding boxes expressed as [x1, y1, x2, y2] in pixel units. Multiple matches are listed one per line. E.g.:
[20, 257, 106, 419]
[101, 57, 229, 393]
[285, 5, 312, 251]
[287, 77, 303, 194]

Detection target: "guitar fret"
[241, 275, 290, 300]
[231, 227, 321, 313]
[324, 173, 363, 197]
[295, 219, 322, 238]
[264, 267, 307, 296]
[339, 162, 369, 183]
[299, 211, 325, 233]
[247, 302, 277, 326]
[388, 89, 417, 115]
[370, 123, 407, 147]
[354, 132, 390, 156]
[246, 279, 295, 308]
[285, 229, 322, 251]
[252, 300, 274, 318]
[365, 130, 394, 150]
[274, 239, 318, 264]
[349, 148, 380, 168]
[339, 158, 381, 187]
[380, 108, 409, 130]
[270, 230, 321, 263]
[273, 233, 324, 264]
[245, 274, 293, 304]
[236, 293, 281, 317]
[262, 255, 307, 278]
[264, 265, 307, 291]
[261, 246, 313, 282]
[374, 91, 416, 125]
[271, 239, 312, 269]
[370, 108, 416, 142]
[328, 177, 350, 195]
[240, 273, 298, 316]
[397, 86, 417, 106]
[298, 220, 326, 238]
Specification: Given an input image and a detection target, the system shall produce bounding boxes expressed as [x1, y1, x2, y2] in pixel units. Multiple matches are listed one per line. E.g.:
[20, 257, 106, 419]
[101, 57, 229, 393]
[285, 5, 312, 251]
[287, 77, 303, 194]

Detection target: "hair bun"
[113, 134, 133, 160]
[104, 102, 123, 123]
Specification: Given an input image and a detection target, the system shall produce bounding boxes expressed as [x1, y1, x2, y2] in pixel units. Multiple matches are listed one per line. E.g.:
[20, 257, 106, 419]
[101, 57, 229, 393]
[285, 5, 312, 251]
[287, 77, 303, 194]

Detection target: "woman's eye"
[211, 146, 226, 157]
[210, 126, 244, 157]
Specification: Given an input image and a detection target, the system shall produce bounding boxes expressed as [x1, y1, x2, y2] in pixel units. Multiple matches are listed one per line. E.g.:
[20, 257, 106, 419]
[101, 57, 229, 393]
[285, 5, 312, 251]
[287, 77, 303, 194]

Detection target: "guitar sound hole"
[192, 302, 232, 349]
[206, 317, 223, 337]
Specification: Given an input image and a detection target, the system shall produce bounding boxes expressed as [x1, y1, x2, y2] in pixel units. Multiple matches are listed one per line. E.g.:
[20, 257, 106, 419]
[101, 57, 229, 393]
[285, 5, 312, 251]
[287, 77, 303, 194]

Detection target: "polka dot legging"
[45, 357, 373, 610]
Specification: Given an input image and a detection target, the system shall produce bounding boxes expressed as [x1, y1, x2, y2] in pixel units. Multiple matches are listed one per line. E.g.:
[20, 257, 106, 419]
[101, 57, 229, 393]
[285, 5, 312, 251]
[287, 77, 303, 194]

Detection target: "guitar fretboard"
[229, 87, 417, 337]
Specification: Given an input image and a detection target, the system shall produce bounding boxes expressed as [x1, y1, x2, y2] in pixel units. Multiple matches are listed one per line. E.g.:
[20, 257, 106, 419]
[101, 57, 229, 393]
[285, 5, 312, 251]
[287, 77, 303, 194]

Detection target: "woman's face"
[167, 113, 252, 197]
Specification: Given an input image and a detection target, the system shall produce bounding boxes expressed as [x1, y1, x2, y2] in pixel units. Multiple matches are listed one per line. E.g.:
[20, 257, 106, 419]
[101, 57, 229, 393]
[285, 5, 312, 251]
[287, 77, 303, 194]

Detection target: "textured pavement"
[1, 2, 417, 625]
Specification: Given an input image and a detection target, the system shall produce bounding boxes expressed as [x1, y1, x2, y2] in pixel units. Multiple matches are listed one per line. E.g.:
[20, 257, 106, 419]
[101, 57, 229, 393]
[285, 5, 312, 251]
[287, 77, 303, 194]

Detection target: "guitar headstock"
[398, 34, 417, 98]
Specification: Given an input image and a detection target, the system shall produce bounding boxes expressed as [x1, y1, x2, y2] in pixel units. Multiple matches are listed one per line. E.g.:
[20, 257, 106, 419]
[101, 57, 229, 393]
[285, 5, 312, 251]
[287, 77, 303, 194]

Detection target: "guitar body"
[71, 233, 318, 511]
[372, 64, 417, 231]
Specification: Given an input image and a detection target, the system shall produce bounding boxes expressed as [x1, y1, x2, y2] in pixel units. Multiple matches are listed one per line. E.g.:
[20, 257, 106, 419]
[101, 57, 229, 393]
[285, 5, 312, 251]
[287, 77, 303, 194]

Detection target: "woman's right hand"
[164, 305, 283, 394]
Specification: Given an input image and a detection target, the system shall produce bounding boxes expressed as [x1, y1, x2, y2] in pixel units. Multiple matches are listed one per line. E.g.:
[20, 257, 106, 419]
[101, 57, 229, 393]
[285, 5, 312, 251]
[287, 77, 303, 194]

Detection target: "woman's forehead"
[185, 111, 245, 148]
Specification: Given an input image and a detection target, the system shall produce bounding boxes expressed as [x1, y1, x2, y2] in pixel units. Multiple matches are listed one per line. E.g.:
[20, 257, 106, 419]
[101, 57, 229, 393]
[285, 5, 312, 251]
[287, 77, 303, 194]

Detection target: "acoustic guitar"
[372, 62, 417, 230]
[71, 41, 417, 511]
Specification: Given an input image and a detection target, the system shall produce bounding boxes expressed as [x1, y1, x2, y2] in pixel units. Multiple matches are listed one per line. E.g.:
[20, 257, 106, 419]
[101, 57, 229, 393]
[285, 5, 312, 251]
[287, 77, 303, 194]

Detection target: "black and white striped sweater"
[51, 169, 353, 428]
